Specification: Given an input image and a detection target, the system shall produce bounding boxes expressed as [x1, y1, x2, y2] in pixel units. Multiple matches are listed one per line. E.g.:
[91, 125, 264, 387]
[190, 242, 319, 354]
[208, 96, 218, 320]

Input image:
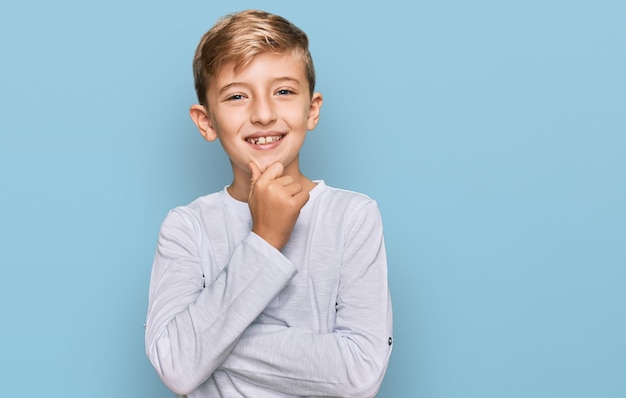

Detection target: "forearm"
[145, 221, 297, 395]
[218, 201, 394, 397]
[220, 298, 392, 398]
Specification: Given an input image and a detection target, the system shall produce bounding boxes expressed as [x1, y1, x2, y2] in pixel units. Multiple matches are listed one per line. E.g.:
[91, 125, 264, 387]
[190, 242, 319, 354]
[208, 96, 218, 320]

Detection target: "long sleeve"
[144, 207, 298, 395]
[218, 200, 393, 397]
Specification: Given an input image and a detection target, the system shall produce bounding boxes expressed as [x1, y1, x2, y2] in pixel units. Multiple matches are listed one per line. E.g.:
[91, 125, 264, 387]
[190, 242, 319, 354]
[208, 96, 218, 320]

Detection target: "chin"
[252, 158, 277, 173]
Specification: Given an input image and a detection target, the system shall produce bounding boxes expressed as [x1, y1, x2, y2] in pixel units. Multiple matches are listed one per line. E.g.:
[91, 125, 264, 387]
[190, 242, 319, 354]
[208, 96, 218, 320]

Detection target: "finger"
[259, 162, 285, 181]
[282, 181, 303, 196]
[293, 190, 310, 206]
[273, 175, 295, 187]
[248, 161, 261, 184]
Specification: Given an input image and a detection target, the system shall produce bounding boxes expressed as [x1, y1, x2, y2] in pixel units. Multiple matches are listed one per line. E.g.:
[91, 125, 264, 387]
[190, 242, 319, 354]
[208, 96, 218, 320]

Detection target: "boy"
[145, 9, 392, 398]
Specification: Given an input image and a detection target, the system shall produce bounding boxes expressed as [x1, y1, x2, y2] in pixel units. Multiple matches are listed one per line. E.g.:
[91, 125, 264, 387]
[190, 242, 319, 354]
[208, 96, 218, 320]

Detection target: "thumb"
[248, 161, 261, 184]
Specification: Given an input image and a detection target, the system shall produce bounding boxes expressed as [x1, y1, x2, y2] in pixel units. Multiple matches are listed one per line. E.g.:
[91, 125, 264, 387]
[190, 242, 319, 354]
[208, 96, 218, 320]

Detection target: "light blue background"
[1, 1, 624, 397]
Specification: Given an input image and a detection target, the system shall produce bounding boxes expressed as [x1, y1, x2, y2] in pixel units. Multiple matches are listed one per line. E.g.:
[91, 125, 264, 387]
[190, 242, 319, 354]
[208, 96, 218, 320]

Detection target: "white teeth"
[247, 135, 283, 145]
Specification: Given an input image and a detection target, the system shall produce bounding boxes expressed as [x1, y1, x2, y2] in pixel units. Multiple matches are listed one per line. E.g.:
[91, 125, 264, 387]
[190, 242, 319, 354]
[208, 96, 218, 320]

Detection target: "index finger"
[258, 162, 285, 181]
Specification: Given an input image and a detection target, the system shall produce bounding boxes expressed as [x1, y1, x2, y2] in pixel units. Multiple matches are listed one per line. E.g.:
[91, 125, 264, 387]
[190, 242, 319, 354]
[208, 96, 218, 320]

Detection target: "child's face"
[199, 52, 322, 178]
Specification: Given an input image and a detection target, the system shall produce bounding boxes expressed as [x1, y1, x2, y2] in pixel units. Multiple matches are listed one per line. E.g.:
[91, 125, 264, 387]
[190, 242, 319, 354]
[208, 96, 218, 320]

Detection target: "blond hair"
[192, 9, 316, 105]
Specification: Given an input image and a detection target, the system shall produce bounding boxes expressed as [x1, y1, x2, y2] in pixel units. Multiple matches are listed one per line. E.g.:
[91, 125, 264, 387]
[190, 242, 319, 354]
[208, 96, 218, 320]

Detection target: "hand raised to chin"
[248, 161, 309, 250]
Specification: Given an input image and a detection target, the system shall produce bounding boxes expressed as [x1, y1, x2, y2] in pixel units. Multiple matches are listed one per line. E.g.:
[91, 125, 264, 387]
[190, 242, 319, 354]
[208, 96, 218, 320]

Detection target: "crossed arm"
[145, 201, 392, 397]
[146, 163, 392, 396]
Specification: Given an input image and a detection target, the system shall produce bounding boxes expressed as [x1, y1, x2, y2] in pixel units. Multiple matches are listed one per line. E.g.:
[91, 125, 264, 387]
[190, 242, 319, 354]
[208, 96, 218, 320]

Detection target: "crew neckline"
[220, 180, 326, 210]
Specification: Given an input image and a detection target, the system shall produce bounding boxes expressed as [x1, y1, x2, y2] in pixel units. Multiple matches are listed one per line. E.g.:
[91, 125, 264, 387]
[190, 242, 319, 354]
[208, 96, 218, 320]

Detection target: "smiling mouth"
[246, 135, 284, 145]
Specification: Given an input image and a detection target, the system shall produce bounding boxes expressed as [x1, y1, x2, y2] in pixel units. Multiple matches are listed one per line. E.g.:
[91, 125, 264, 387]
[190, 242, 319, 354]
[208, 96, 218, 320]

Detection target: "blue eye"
[226, 94, 244, 101]
[276, 89, 294, 96]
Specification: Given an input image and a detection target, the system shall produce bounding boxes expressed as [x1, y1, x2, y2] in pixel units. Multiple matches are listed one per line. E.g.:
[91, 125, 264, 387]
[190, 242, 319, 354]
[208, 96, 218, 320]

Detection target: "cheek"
[211, 106, 244, 131]
[287, 105, 313, 129]
[213, 117, 240, 138]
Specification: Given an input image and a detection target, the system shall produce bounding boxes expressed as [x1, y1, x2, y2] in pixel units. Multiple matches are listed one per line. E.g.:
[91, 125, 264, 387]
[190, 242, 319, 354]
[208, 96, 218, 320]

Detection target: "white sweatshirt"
[145, 181, 393, 397]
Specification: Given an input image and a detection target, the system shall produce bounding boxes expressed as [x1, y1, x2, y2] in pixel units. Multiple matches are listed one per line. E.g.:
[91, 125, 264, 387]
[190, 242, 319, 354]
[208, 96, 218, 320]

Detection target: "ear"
[190, 104, 218, 142]
[306, 92, 323, 131]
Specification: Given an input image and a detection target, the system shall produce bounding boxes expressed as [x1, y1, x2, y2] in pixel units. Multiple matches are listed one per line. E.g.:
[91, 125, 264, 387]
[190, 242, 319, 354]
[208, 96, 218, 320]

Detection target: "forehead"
[211, 51, 308, 89]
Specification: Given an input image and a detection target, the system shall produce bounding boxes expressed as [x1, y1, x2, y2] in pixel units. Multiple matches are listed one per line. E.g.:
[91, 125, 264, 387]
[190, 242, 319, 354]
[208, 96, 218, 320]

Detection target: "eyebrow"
[218, 77, 302, 95]
[272, 77, 301, 86]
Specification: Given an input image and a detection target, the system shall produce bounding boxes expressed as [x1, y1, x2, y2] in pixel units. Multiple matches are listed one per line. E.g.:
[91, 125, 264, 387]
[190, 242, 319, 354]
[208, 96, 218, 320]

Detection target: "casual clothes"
[146, 181, 392, 397]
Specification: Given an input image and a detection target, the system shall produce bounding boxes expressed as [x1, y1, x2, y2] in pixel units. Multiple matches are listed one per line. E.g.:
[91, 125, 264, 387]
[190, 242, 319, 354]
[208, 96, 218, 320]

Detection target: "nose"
[250, 95, 276, 125]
